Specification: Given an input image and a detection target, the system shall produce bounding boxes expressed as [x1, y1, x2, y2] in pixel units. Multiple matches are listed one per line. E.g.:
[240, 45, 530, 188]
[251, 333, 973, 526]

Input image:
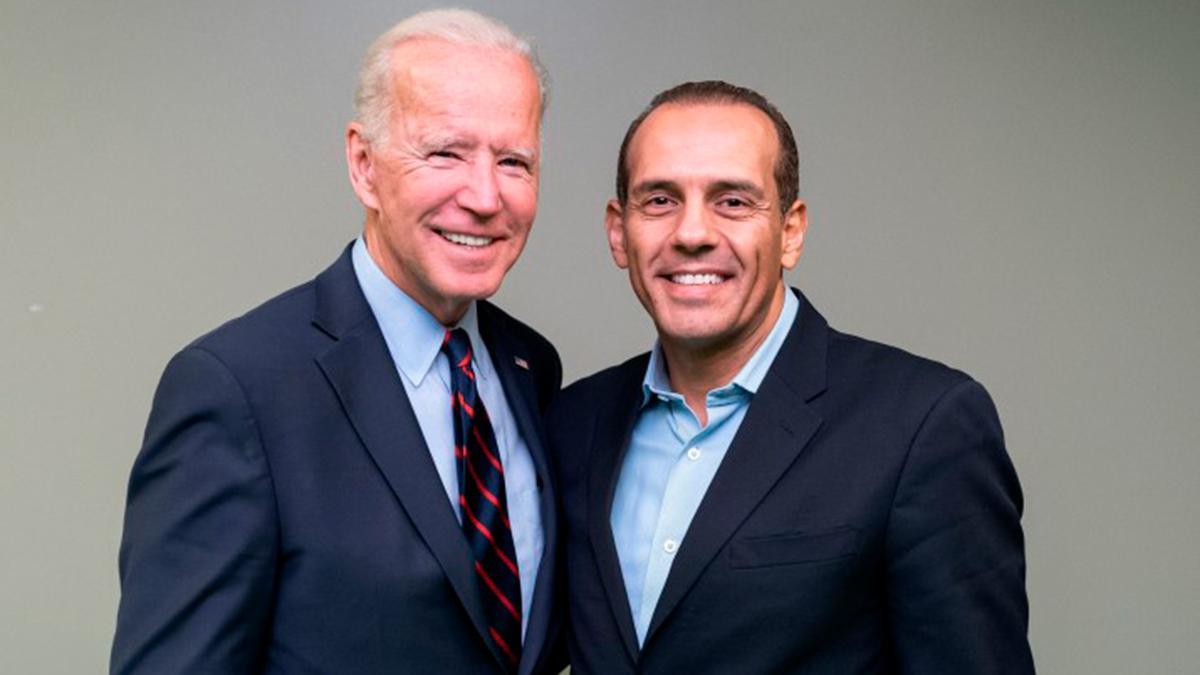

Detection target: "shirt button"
[687, 446, 701, 461]
[663, 538, 679, 554]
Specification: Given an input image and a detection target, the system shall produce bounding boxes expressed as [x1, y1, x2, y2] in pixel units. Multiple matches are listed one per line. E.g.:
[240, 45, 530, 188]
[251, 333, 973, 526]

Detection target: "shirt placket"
[636, 397, 710, 633]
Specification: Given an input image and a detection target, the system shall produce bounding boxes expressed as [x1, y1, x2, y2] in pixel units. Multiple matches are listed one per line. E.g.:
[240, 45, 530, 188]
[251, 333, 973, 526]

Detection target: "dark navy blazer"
[550, 289, 1033, 674]
[112, 245, 565, 674]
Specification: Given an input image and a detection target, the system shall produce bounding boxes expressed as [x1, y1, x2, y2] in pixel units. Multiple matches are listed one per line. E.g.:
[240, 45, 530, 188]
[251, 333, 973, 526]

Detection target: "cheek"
[504, 183, 539, 222]
[734, 229, 779, 272]
[625, 225, 666, 261]
[624, 241, 655, 284]
[397, 171, 463, 210]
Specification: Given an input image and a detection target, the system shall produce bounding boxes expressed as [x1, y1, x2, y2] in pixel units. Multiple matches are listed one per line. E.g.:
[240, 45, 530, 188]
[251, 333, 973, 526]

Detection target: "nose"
[456, 159, 503, 218]
[671, 200, 719, 253]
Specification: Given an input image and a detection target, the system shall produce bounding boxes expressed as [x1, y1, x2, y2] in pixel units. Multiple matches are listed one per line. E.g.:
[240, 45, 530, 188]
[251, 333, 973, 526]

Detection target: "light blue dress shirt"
[351, 238, 543, 640]
[610, 289, 799, 645]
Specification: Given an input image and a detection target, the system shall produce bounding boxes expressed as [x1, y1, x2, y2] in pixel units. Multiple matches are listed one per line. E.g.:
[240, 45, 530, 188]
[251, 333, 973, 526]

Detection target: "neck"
[362, 225, 469, 326]
[660, 284, 788, 425]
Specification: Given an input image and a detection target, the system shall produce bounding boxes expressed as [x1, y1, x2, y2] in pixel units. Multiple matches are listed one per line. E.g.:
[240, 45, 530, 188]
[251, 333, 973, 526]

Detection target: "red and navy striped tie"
[442, 328, 522, 671]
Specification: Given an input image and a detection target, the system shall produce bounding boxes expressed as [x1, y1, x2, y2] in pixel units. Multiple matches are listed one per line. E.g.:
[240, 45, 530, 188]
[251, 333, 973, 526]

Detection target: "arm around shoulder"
[886, 378, 1034, 674]
[111, 346, 279, 673]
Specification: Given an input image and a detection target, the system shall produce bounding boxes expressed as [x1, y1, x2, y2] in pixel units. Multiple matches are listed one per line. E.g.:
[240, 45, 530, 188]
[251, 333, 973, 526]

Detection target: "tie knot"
[442, 328, 474, 370]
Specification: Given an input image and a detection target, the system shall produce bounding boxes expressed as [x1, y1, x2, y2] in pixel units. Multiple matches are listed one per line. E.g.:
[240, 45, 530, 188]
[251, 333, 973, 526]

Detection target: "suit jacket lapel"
[309, 248, 501, 667]
[477, 304, 557, 675]
[587, 355, 650, 663]
[644, 289, 830, 645]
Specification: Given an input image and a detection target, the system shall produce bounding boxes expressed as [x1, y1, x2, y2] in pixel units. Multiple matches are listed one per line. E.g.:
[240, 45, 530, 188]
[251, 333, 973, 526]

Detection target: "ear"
[346, 122, 380, 211]
[605, 198, 630, 269]
[780, 199, 807, 270]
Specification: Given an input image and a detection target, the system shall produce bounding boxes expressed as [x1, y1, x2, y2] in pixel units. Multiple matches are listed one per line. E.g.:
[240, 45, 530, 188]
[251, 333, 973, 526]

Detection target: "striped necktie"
[442, 328, 522, 671]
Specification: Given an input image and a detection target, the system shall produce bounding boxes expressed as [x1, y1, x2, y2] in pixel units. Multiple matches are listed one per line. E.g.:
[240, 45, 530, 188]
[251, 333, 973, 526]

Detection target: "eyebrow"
[505, 146, 538, 163]
[629, 178, 766, 199]
[708, 180, 766, 199]
[629, 179, 681, 197]
[417, 135, 536, 162]
[416, 134, 473, 152]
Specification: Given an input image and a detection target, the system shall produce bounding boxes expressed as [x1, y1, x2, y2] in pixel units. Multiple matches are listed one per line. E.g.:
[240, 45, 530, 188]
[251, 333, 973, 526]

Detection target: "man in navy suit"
[112, 10, 564, 674]
[550, 81, 1034, 673]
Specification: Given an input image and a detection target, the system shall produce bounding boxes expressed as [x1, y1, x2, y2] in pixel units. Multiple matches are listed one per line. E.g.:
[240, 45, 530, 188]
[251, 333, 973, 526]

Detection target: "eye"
[715, 194, 760, 217]
[639, 194, 677, 216]
[499, 156, 532, 171]
[429, 150, 462, 161]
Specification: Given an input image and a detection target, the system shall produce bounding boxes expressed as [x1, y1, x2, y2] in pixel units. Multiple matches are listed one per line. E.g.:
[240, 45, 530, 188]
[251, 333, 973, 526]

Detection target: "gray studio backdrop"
[3, 0, 1197, 672]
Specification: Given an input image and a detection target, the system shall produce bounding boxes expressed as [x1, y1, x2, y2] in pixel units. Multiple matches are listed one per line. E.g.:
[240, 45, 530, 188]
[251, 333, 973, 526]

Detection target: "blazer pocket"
[729, 527, 860, 569]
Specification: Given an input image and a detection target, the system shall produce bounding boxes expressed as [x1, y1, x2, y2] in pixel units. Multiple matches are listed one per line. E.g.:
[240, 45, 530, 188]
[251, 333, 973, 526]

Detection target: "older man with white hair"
[112, 9, 565, 674]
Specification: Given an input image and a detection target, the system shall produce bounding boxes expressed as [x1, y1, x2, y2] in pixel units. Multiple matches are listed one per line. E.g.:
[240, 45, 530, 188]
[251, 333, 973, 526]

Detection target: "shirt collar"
[351, 237, 492, 387]
[641, 346, 675, 406]
[640, 288, 799, 406]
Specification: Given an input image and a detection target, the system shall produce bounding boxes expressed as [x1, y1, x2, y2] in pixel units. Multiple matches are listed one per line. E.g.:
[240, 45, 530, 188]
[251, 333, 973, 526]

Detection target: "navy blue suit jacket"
[550, 289, 1033, 674]
[112, 246, 565, 674]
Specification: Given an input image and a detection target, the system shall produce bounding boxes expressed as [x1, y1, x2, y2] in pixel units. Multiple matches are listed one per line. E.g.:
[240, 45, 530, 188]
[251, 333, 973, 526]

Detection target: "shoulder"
[561, 352, 650, 399]
[545, 353, 647, 483]
[153, 274, 334, 409]
[825, 328, 971, 399]
[551, 353, 649, 427]
[780, 290, 977, 417]
[478, 300, 563, 406]
[478, 300, 559, 366]
[811, 327, 1007, 475]
[184, 277, 319, 370]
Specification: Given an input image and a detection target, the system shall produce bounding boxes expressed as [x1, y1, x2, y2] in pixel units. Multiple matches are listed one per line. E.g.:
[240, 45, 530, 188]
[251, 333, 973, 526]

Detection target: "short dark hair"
[615, 80, 799, 215]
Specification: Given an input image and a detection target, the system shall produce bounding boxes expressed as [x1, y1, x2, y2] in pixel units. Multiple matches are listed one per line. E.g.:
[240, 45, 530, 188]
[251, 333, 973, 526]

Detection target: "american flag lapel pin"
[513, 356, 530, 370]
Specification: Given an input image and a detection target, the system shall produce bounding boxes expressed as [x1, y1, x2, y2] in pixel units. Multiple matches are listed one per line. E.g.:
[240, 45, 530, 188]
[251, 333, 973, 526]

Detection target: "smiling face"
[346, 38, 541, 324]
[606, 102, 806, 358]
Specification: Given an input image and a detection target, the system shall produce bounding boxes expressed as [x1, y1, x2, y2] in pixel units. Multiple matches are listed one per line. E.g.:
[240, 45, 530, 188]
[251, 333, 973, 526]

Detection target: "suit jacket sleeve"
[886, 379, 1034, 674]
[111, 347, 278, 674]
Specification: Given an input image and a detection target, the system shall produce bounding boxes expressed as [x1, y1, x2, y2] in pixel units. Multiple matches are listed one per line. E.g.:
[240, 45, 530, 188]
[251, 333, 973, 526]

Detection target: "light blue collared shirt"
[352, 238, 543, 640]
[611, 289, 799, 645]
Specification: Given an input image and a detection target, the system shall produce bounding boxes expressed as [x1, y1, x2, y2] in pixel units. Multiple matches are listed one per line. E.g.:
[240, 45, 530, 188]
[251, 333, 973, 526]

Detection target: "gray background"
[2, 0, 1197, 672]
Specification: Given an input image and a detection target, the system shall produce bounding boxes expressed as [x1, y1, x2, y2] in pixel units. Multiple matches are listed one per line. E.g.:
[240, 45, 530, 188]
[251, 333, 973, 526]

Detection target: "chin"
[653, 303, 724, 333]
[440, 275, 506, 304]
[657, 320, 731, 348]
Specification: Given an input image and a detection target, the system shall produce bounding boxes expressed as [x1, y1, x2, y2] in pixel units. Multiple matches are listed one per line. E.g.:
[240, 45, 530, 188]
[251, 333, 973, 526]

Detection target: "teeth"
[440, 231, 493, 247]
[671, 273, 724, 285]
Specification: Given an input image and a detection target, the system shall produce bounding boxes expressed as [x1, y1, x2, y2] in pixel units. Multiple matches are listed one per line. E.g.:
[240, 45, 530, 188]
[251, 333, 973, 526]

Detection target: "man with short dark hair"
[112, 10, 564, 674]
[551, 80, 1034, 673]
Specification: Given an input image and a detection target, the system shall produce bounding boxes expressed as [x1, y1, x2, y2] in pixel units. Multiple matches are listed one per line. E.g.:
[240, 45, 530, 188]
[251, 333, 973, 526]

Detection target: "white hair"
[354, 8, 548, 143]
